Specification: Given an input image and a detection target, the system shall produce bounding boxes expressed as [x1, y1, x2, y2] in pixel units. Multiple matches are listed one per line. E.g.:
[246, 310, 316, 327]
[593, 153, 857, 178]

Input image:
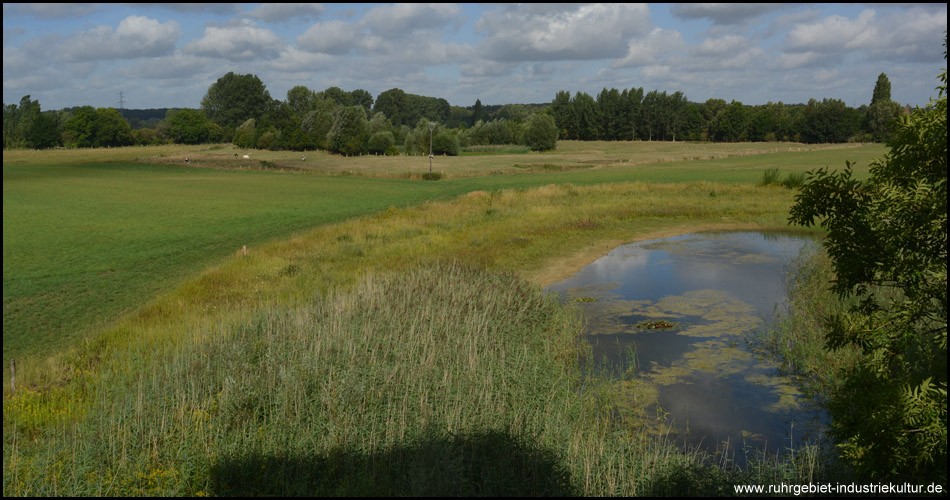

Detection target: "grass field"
[4, 140, 885, 495]
[3, 141, 884, 363]
[133, 140, 879, 179]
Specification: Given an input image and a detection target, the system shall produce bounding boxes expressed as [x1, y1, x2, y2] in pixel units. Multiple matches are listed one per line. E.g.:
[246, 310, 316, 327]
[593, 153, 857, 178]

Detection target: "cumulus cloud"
[612, 28, 685, 68]
[265, 46, 337, 74]
[772, 51, 827, 70]
[785, 10, 878, 53]
[60, 15, 181, 61]
[361, 3, 461, 38]
[476, 3, 651, 62]
[121, 53, 215, 80]
[295, 6, 468, 68]
[782, 7, 947, 65]
[671, 3, 787, 25]
[184, 19, 285, 61]
[296, 20, 368, 55]
[246, 3, 328, 23]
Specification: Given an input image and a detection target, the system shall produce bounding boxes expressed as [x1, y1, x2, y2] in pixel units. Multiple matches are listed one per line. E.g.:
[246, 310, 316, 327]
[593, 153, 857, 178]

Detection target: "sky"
[3, 3, 947, 111]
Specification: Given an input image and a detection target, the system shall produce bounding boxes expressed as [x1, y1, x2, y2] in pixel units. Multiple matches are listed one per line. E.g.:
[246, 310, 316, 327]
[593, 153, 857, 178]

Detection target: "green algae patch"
[649, 289, 756, 319]
[636, 320, 677, 330]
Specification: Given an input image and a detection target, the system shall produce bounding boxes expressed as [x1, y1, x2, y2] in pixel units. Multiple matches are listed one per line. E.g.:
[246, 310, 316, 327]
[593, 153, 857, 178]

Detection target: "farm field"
[4, 140, 888, 495]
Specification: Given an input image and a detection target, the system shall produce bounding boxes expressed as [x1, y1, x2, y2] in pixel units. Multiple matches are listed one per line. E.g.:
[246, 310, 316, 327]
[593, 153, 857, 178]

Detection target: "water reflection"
[547, 231, 824, 460]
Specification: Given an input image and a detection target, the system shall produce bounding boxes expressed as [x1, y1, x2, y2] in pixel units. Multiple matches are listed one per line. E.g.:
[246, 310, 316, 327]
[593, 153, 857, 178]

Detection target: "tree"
[597, 88, 623, 141]
[796, 98, 861, 143]
[63, 106, 98, 147]
[641, 90, 664, 141]
[349, 89, 374, 113]
[471, 98, 486, 126]
[326, 105, 369, 156]
[788, 46, 946, 481]
[667, 91, 689, 141]
[232, 119, 256, 149]
[571, 92, 599, 141]
[201, 72, 274, 129]
[871, 72, 892, 106]
[404, 118, 434, 155]
[367, 112, 391, 136]
[166, 108, 210, 145]
[94, 108, 134, 147]
[550, 91, 573, 139]
[63, 106, 132, 148]
[28, 112, 61, 149]
[286, 85, 319, 116]
[301, 98, 337, 150]
[620, 87, 644, 141]
[524, 113, 558, 151]
[373, 88, 408, 126]
[320, 86, 351, 107]
[368, 130, 395, 155]
[702, 98, 728, 141]
[715, 100, 749, 142]
[681, 103, 705, 142]
[432, 130, 459, 156]
[14, 96, 41, 148]
[866, 73, 903, 143]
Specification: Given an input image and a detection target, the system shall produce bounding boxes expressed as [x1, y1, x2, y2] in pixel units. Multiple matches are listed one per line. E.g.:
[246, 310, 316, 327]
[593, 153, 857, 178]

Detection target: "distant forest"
[4, 71, 906, 153]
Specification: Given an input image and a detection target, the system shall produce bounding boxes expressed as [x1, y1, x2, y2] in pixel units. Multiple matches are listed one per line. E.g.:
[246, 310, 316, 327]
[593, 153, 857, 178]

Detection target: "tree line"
[4, 72, 904, 153]
[551, 73, 904, 144]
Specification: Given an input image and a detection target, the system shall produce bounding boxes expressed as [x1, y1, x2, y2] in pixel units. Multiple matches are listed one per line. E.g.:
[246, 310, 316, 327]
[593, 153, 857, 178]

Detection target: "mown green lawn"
[3, 162, 445, 360]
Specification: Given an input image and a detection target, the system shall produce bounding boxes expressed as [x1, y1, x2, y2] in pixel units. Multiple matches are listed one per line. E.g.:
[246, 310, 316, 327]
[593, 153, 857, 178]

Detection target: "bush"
[432, 131, 459, 156]
[421, 172, 442, 181]
[368, 131, 396, 155]
[525, 114, 558, 151]
[256, 130, 277, 150]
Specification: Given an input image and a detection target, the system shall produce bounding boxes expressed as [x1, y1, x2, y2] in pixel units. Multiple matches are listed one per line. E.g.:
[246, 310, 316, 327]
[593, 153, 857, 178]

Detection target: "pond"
[546, 231, 825, 462]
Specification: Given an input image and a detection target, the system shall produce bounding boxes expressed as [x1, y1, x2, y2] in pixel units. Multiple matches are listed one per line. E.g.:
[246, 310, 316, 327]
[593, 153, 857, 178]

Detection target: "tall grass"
[758, 169, 807, 189]
[4, 263, 829, 496]
[751, 248, 863, 402]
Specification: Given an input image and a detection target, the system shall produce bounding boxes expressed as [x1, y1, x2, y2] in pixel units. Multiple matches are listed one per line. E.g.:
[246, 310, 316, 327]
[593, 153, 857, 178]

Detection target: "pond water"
[546, 231, 825, 461]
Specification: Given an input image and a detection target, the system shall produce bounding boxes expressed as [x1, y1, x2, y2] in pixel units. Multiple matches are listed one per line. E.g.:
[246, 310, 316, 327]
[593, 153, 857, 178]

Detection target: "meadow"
[3, 141, 883, 363]
[3, 141, 885, 495]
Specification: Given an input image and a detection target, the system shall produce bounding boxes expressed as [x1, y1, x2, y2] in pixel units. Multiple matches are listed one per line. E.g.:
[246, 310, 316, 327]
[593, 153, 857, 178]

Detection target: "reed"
[4, 263, 829, 496]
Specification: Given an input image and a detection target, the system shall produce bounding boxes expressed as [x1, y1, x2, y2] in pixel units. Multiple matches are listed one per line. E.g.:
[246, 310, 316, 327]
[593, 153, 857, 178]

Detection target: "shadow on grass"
[209, 429, 577, 496]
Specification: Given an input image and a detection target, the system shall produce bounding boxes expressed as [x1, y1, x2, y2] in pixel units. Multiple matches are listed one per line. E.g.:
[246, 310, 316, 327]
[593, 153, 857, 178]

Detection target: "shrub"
[368, 131, 396, 155]
[525, 114, 558, 151]
[432, 131, 459, 156]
